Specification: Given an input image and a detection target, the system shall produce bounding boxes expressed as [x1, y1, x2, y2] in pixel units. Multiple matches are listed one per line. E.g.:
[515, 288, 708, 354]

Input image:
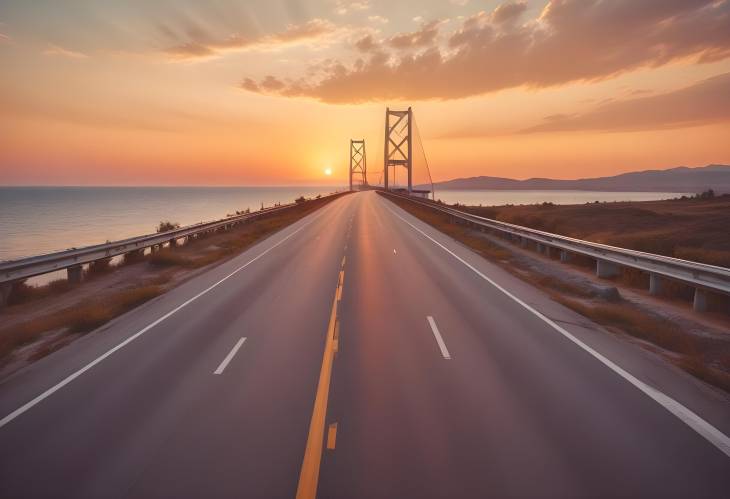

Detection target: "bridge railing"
[0, 192, 347, 305]
[380, 190, 730, 312]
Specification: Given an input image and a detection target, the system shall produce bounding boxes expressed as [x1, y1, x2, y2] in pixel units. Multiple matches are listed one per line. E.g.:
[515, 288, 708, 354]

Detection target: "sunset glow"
[1, 1, 729, 186]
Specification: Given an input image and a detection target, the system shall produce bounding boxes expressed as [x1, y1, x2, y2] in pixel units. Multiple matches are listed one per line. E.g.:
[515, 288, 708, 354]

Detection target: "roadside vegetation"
[156, 221, 180, 233]
[0, 194, 345, 375]
[453, 192, 730, 268]
[386, 193, 730, 393]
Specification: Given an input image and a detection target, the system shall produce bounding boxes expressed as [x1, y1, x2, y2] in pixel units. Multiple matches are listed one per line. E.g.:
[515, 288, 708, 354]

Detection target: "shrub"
[156, 221, 180, 233]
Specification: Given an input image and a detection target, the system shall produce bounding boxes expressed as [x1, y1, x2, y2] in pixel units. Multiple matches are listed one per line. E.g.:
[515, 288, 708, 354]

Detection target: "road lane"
[319, 191, 730, 498]
[0, 194, 358, 498]
[1, 190, 729, 498]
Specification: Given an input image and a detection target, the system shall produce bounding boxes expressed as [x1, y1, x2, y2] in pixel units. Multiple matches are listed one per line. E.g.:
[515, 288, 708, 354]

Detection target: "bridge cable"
[413, 114, 435, 200]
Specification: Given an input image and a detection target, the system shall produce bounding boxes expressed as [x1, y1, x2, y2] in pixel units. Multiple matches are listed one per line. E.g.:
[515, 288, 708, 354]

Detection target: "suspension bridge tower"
[384, 107, 412, 193]
[349, 139, 367, 191]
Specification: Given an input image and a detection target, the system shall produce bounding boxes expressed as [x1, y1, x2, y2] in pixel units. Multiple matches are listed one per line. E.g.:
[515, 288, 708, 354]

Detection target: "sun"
[324, 167, 332, 176]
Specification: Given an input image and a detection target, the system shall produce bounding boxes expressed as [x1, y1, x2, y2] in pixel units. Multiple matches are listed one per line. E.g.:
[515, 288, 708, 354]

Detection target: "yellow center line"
[326, 423, 338, 450]
[333, 319, 340, 354]
[295, 270, 344, 499]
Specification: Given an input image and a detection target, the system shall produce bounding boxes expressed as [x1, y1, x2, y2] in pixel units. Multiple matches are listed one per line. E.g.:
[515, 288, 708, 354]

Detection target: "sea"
[0, 187, 689, 262]
[0, 186, 341, 262]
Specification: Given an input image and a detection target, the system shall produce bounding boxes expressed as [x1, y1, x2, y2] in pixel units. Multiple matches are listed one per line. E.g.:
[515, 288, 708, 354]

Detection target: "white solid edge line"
[214, 337, 247, 375]
[427, 316, 451, 360]
[0, 221, 313, 430]
[386, 205, 730, 459]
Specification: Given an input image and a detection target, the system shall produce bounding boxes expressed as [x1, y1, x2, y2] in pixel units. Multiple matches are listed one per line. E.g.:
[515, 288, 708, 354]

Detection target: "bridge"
[0, 108, 729, 498]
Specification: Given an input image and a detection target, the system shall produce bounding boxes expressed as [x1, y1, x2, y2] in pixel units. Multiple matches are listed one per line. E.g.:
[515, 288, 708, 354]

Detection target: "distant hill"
[426, 164, 730, 193]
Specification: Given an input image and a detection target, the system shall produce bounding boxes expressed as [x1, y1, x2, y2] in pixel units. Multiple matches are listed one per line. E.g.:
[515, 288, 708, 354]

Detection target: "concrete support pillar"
[520, 238, 528, 249]
[67, 265, 83, 284]
[596, 259, 620, 278]
[545, 246, 552, 258]
[0, 282, 11, 307]
[169, 238, 178, 248]
[649, 273, 663, 296]
[693, 289, 708, 312]
[536, 243, 543, 253]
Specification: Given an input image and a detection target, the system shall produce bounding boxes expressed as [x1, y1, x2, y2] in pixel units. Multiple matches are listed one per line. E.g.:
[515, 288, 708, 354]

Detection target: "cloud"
[241, 0, 730, 103]
[520, 72, 730, 133]
[335, 1, 371, 16]
[43, 44, 89, 59]
[491, 1, 527, 24]
[164, 18, 338, 60]
[368, 15, 389, 24]
[355, 34, 378, 52]
[0, 33, 10, 43]
[387, 20, 443, 50]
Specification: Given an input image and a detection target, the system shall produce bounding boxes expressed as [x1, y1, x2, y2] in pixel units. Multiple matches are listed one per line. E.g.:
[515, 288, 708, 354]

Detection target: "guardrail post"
[0, 282, 11, 307]
[649, 273, 662, 296]
[693, 289, 708, 312]
[560, 250, 571, 262]
[596, 259, 620, 278]
[67, 265, 83, 284]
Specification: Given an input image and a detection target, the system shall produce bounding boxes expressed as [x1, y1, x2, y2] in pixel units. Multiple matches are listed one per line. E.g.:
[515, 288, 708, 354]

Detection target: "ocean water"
[433, 189, 690, 207]
[1, 187, 689, 263]
[0, 186, 342, 261]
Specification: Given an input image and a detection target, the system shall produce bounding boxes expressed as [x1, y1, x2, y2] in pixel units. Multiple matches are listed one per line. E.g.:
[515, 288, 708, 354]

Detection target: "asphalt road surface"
[1, 191, 729, 498]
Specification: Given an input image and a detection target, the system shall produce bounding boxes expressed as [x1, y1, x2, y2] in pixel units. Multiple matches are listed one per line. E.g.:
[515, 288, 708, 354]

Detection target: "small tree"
[156, 221, 180, 233]
[295, 196, 306, 204]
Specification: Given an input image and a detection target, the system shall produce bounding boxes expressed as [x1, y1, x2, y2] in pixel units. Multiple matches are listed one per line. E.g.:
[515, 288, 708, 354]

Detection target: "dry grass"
[0, 285, 162, 361]
[7, 279, 73, 305]
[86, 257, 113, 276]
[554, 297, 695, 354]
[525, 274, 594, 298]
[460, 195, 730, 267]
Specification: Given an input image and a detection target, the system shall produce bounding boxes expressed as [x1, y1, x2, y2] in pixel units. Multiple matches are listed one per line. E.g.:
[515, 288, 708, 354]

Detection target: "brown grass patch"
[554, 297, 695, 354]
[7, 279, 74, 305]
[0, 285, 162, 362]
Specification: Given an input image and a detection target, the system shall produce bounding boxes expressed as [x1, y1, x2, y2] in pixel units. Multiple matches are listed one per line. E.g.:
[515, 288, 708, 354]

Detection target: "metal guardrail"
[0, 192, 346, 286]
[380, 191, 730, 309]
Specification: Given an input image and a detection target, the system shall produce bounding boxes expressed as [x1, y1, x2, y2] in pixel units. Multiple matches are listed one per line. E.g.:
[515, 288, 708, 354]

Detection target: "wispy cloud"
[164, 18, 340, 61]
[387, 20, 444, 50]
[241, 0, 730, 103]
[43, 44, 89, 59]
[520, 72, 730, 134]
[335, 1, 371, 16]
[368, 15, 388, 25]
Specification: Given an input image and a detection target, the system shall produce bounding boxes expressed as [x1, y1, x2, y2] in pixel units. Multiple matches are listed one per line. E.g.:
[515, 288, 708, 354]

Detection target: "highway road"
[0, 191, 729, 498]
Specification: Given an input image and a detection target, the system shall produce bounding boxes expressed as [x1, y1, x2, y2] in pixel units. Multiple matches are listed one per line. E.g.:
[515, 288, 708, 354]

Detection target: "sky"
[1, 0, 729, 186]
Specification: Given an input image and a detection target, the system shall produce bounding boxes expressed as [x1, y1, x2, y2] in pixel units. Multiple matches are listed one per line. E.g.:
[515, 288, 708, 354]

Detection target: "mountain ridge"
[424, 164, 730, 193]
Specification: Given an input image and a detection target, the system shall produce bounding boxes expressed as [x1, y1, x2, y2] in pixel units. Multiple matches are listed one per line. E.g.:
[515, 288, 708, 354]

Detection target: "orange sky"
[1, 0, 729, 185]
